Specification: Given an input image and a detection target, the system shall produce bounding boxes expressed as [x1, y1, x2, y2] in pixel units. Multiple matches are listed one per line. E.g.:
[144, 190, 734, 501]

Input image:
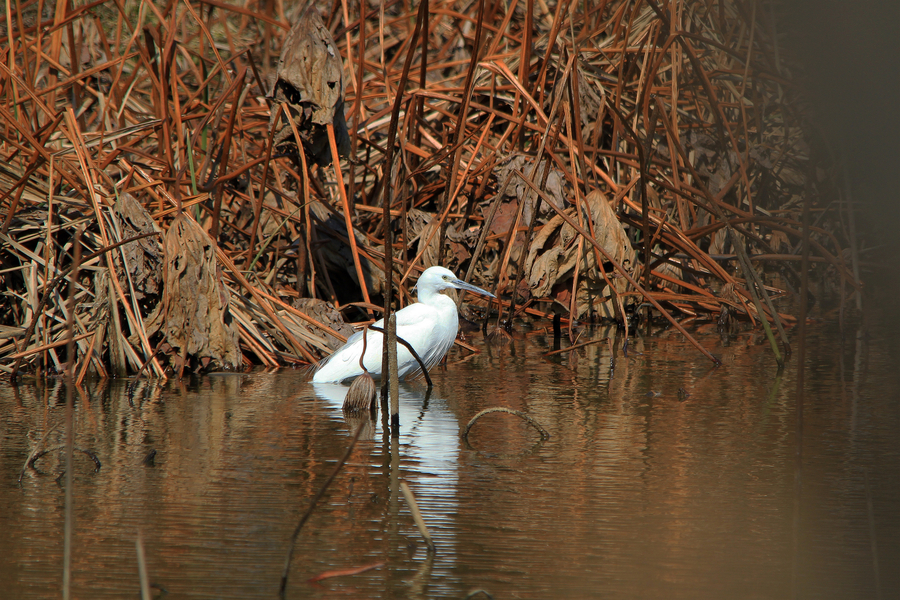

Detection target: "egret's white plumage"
[312, 266, 494, 383]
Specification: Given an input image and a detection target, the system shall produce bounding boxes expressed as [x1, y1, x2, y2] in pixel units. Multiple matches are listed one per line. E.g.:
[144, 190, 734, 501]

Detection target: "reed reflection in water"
[1, 319, 899, 599]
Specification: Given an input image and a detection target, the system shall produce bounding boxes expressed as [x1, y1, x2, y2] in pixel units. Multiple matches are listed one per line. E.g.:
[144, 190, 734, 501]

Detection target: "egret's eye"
[443, 275, 450, 280]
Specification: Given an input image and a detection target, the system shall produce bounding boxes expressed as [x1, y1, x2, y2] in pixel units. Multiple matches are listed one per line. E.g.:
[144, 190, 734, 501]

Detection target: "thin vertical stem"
[388, 313, 399, 435]
[62, 228, 82, 600]
[328, 122, 372, 309]
[381, 0, 429, 399]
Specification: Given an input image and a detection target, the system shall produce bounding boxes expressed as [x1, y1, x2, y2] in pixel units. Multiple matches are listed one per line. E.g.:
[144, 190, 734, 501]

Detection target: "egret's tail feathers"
[304, 360, 323, 382]
[310, 352, 364, 384]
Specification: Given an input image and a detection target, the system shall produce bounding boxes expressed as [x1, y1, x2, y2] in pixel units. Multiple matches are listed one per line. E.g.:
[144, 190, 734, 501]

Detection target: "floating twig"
[462, 407, 550, 440]
[27, 446, 102, 472]
[400, 481, 436, 553]
[307, 561, 384, 583]
[136, 531, 151, 600]
[544, 336, 610, 356]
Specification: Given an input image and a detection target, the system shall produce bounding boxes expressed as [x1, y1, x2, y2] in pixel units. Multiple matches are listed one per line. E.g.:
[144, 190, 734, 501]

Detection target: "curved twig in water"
[462, 407, 550, 440]
[464, 590, 495, 599]
[27, 445, 102, 472]
[18, 424, 60, 484]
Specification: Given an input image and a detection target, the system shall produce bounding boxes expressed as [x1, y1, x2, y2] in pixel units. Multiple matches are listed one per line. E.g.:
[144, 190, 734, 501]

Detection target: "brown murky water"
[1, 316, 898, 599]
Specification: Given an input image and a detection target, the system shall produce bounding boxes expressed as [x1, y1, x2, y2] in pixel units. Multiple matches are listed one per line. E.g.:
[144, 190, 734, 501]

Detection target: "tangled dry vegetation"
[0, 0, 859, 379]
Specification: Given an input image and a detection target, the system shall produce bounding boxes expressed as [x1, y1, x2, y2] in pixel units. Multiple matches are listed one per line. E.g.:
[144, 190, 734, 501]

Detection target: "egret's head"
[416, 266, 495, 299]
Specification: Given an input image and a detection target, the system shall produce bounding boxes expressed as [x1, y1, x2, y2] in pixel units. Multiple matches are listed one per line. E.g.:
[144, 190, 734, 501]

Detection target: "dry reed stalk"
[0, 0, 860, 376]
[387, 313, 399, 434]
[328, 121, 372, 310]
[62, 227, 81, 600]
[515, 169, 720, 365]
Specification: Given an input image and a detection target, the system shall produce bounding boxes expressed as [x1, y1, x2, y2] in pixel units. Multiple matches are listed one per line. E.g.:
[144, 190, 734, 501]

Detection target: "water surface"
[1, 317, 898, 599]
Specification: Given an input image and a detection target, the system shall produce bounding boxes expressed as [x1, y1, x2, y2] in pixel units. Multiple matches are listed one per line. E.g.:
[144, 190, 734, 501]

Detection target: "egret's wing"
[330, 305, 429, 355]
[312, 317, 386, 382]
[393, 303, 436, 328]
[417, 325, 455, 371]
[394, 304, 440, 359]
[334, 315, 386, 361]
[393, 303, 454, 376]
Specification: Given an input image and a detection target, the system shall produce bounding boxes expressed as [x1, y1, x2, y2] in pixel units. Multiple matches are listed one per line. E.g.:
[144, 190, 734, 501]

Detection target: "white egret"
[312, 266, 494, 383]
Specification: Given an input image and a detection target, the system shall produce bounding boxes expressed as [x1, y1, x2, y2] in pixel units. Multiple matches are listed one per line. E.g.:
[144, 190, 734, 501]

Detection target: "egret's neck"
[417, 288, 457, 312]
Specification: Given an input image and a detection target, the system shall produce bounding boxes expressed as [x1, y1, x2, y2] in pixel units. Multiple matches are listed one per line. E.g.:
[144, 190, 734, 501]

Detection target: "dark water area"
[1, 311, 899, 599]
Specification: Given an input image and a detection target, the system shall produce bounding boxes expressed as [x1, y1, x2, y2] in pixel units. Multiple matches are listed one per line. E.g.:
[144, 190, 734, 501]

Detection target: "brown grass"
[0, 0, 858, 378]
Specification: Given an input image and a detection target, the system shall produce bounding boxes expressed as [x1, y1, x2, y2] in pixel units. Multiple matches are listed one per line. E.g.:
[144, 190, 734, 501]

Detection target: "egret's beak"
[452, 278, 495, 298]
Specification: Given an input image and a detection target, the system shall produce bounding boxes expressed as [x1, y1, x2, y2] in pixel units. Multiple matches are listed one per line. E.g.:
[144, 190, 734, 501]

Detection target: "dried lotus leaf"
[496, 153, 567, 225]
[142, 214, 240, 369]
[275, 10, 343, 124]
[528, 247, 566, 298]
[269, 8, 349, 165]
[114, 192, 163, 303]
[581, 189, 634, 269]
[524, 190, 637, 320]
[524, 213, 565, 276]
